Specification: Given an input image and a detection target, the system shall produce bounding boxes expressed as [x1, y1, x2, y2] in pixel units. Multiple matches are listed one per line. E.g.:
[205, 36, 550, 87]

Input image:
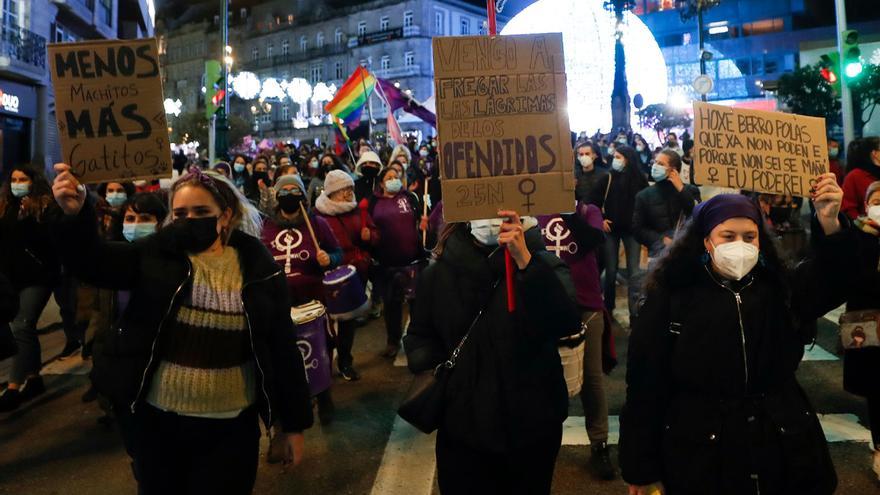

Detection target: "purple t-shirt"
[537, 202, 604, 311]
[371, 193, 421, 266]
[262, 215, 340, 305]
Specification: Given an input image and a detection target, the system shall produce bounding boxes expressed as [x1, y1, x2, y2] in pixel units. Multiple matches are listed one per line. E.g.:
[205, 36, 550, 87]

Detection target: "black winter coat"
[404, 227, 580, 453]
[0, 198, 62, 290]
[576, 167, 609, 205]
[0, 271, 16, 323]
[50, 202, 313, 433]
[632, 181, 701, 256]
[593, 169, 647, 235]
[843, 228, 880, 397]
[619, 217, 853, 495]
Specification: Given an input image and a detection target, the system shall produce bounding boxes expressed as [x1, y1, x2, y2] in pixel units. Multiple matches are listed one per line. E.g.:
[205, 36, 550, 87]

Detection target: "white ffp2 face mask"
[710, 240, 759, 281]
[868, 205, 880, 224]
[469, 219, 503, 246]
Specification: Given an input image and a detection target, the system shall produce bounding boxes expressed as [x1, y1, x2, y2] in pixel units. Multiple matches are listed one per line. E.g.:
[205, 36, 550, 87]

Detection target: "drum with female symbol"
[322, 264, 369, 321]
[291, 301, 332, 396]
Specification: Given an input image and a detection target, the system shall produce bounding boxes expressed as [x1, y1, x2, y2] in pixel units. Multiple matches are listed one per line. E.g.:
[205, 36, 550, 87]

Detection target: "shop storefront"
[0, 80, 37, 175]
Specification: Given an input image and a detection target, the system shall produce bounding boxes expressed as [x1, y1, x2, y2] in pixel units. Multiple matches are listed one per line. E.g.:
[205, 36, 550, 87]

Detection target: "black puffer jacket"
[576, 167, 609, 205]
[842, 228, 880, 397]
[0, 271, 17, 323]
[632, 181, 701, 255]
[50, 201, 313, 433]
[619, 217, 853, 494]
[404, 226, 580, 453]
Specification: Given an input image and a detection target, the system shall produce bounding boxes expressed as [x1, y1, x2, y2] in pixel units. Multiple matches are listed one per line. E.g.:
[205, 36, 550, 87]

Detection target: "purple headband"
[692, 194, 762, 237]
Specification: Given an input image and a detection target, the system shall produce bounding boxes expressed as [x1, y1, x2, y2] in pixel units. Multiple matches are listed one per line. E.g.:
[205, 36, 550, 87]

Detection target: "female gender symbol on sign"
[518, 178, 537, 212]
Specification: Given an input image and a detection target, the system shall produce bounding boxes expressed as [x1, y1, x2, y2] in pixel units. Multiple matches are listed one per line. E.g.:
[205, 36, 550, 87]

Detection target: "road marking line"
[802, 344, 839, 361]
[371, 416, 436, 495]
[561, 414, 869, 445]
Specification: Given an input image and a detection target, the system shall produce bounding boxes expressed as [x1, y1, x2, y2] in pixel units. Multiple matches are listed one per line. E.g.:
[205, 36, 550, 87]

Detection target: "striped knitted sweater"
[146, 247, 257, 418]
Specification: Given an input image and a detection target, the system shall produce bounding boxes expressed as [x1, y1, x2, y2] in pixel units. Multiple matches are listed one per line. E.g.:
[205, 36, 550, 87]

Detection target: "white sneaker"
[872, 449, 880, 481]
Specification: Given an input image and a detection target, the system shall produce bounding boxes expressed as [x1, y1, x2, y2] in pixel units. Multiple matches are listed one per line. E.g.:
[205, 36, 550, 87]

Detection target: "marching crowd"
[0, 129, 879, 495]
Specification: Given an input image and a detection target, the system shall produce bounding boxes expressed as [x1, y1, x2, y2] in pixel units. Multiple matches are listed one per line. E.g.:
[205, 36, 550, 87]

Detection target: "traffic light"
[819, 52, 841, 92]
[842, 29, 863, 80]
[204, 60, 225, 119]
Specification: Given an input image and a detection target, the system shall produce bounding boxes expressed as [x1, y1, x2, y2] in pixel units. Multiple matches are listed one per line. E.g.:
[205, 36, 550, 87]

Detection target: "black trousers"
[126, 404, 261, 495]
[334, 319, 357, 369]
[435, 424, 562, 495]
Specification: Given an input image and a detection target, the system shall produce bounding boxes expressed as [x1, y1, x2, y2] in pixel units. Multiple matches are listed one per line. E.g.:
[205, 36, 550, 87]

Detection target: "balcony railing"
[1, 26, 47, 70]
[241, 43, 348, 71]
[374, 65, 421, 79]
[352, 25, 421, 47]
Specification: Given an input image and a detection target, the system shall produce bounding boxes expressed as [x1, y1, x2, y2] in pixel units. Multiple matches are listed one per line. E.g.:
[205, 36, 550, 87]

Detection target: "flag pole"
[360, 68, 374, 141]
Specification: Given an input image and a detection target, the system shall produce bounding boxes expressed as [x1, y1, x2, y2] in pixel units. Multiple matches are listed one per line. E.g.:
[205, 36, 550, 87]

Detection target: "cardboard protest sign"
[48, 38, 171, 184]
[692, 101, 828, 197]
[433, 33, 574, 222]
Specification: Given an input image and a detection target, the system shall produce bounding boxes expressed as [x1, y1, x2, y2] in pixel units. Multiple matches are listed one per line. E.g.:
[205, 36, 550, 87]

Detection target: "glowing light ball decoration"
[287, 78, 313, 105]
[231, 72, 261, 100]
[311, 82, 336, 103]
[501, 0, 668, 133]
[260, 78, 286, 100]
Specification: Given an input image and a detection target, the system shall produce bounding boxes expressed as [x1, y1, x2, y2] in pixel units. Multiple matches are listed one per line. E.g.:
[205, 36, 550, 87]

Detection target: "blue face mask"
[651, 164, 668, 182]
[122, 222, 157, 242]
[611, 158, 625, 172]
[10, 183, 30, 198]
[385, 178, 402, 194]
[234, 163, 246, 173]
[106, 192, 127, 207]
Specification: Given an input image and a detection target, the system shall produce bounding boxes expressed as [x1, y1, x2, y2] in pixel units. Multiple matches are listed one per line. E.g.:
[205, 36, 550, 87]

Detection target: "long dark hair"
[847, 137, 880, 175]
[0, 164, 53, 220]
[616, 145, 649, 187]
[645, 213, 787, 294]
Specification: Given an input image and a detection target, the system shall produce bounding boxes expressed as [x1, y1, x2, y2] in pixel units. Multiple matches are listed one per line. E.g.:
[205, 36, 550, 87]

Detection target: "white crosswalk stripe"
[371, 416, 437, 495]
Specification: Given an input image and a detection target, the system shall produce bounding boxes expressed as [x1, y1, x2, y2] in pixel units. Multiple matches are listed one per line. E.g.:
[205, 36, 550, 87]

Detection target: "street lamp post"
[215, 0, 230, 161]
[834, 0, 855, 147]
[677, 0, 721, 102]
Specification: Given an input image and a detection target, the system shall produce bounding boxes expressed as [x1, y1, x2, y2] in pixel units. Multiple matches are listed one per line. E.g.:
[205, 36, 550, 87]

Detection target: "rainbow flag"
[325, 66, 376, 127]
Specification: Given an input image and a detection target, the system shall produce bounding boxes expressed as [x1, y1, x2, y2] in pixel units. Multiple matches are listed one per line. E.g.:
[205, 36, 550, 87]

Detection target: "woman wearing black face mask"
[50, 165, 313, 494]
[260, 174, 343, 427]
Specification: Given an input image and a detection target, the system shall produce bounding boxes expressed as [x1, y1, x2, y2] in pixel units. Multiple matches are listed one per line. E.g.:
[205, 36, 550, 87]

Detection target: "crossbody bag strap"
[601, 174, 613, 215]
[440, 278, 503, 371]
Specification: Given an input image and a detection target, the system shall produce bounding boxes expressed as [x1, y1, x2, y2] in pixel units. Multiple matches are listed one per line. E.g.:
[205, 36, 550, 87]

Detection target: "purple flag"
[377, 78, 436, 128]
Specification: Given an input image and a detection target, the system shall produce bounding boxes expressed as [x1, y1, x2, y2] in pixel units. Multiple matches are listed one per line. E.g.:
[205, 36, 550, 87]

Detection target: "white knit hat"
[323, 169, 355, 196]
[356, 151, 382, 169]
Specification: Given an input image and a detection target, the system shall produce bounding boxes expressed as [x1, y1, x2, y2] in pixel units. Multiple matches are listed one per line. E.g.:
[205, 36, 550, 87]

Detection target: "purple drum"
[323, 265, 369, 321]
[291, 301, 332, 396]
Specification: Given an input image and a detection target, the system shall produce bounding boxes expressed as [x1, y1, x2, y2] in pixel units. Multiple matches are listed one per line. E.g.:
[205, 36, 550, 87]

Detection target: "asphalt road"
[1, 295, 878, 495]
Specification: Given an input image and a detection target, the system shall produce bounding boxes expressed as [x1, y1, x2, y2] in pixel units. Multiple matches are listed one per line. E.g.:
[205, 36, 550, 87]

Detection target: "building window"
[281, 39, 289, 55]
[3, 0, 20, 29]
[252, 47, 259, 60]
[316, 32, 324, 48]
[240, 8, 247, 19]
[300, 36, 308, 52]
[381, 55, 390, 71]
[434, 11, 445, 35]
[262, 113, 271, 124]
[282, 105, 289, 120]
[357, 21, 367, 36]
[742, 18, 784, 37]
[335, 61, 343, 79]
[267, 43, 273, 59]
[404, 51, 414, 67]
[99, 0, 112, 26]
[404, 11, 413, 29]
[460, 18, 470, 35]
[310, 64, 323, 84]
[335, 28, 343, 45]
[380, 16, 389, 31]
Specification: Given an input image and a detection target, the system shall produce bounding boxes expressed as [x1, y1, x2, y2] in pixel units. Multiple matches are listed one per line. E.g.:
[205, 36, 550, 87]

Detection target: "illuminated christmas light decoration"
[231, 71, 261, 100]
[501, 0, 668, 133]
[260, 77, 286, 100]
[312, 82, 336, 102]
[293, 117, 310, 129]
[163, 98, 182, 116]
[287, 78, 313, 105]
